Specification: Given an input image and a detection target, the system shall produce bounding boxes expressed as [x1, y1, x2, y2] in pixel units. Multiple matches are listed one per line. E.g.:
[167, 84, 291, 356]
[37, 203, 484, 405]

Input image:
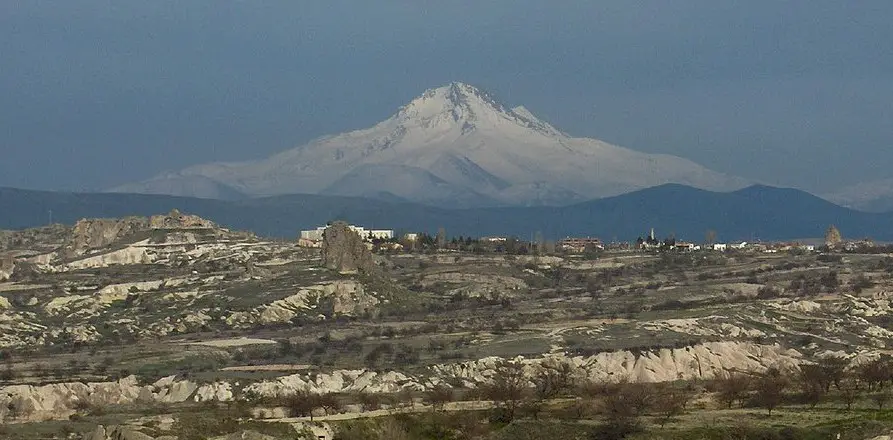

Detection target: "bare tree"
[705, 230, 717, 246]
[597, 383, 643, 437]
[436, 227, 446, 250]
[482, 359, 528, 421]
[398, 388, 415, 408]
[378, 418, 412, 440]
[282, 391, 320, 420]
[533, 359, 575, 400]
[872, 392, 890, 410]
[715, 371, 752, 409]
[857, 358, 891, 391]
[621, 382, 654, 416]
[654, 384, 693, 428]
[316, 393, 341, 415]
[840, 378, 861, 411]
[356, 392, 382, 411]
[817, 356, 848, 392]
[518, 399, 545, 420]
[425, 385, 453, 412]
[577, 378, 609, 399]
[754, 368, 788, 416]
[797, 364, 827, 408]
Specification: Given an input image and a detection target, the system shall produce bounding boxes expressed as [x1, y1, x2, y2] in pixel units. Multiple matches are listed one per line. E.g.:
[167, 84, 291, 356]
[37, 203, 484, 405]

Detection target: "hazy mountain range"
[111, 82, 750, 207]
[824, 178, 893, 213]
[3, 185, 891, 241]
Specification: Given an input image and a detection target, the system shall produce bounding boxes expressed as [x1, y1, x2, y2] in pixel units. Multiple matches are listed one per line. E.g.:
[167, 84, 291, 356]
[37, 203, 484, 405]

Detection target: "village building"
[674, 242, 699, 252]
[299, 224, 394, 247]
[557, 237, 603, 253]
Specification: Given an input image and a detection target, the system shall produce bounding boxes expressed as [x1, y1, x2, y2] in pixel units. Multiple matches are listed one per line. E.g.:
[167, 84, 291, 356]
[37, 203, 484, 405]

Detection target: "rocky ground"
[1, 213, 893, 439]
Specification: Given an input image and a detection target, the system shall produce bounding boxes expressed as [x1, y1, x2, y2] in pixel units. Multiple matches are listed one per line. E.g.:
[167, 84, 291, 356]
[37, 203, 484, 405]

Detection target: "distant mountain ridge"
[111, 82, 749, 207]
[824, 178, 893, 213]
[4, 185, 892, 241]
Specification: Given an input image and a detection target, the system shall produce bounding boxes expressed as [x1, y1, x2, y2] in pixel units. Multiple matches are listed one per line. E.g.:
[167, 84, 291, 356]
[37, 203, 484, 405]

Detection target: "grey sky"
[2, 1, 891, 193]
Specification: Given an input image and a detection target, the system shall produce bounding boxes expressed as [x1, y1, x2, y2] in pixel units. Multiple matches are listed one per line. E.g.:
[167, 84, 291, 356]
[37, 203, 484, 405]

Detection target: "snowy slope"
[111, 82, 749, 206]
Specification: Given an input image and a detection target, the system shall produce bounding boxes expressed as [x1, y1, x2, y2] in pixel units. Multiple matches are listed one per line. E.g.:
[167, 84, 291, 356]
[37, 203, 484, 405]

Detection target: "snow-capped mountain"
[111, 82, 749, 207]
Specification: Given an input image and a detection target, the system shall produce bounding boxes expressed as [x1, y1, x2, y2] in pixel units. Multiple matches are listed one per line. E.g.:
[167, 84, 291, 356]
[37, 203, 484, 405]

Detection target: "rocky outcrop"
[148, 209, 216, 230]
[66, 218, 146, 257]
[245, 370, 424, 398]
[639, 317, 766, 339]
[246, 342, 801, 399]
[194, 382, 234, 402]
[421, 272, 527, 299]
[65, 245, 155, 270]
[291, 422, 334, 440]
[0, 375, 227, 422]
[86, 425, 156, 440]
[321, 222, 373, 274]
[433, 341, 802, 385]
[225, 280, 380, 326]
[0, 253, 14, 281]
[64, 210, 217, 257]
[0, 224, 70, 253]
[85, 423, 321, 440]
[210, 431, 279, 440]
[3, 342, 802, 422]
[825, 224, 843, 248]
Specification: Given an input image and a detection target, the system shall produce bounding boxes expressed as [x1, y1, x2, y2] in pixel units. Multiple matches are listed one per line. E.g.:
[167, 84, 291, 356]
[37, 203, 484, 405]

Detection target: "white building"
[299, 225, 394, 243]
[711, 243, 727, 251]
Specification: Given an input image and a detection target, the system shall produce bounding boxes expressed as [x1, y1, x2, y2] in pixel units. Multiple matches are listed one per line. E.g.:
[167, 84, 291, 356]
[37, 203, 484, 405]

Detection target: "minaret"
[649, 228, 655, 241]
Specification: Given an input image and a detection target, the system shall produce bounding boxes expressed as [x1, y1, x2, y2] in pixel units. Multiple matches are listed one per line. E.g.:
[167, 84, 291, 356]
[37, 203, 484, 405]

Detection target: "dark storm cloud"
[1, 1, 891, 192]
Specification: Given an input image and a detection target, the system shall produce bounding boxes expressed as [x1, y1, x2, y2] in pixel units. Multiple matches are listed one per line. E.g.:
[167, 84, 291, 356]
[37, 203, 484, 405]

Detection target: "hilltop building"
[558, 237, 603, 253]
[674, 242, 700, 252]
[299, 224, 394, 248]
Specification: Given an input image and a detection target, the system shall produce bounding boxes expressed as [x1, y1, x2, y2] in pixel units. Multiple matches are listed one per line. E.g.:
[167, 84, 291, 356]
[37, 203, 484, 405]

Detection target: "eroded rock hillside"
[1, 213, 893, 439]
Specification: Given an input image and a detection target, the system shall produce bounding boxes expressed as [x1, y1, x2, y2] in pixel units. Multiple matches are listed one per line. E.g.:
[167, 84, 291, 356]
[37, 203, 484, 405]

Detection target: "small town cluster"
[298, 223, 873, 255]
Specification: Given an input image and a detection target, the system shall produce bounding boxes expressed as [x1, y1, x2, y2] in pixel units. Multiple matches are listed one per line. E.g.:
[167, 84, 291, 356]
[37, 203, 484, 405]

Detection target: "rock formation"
[0, 375, 232, 423]
[243, 341, 801, 400]
[0, 253, 13, 281]
[0, 342, 807, 424]
[64, 210, 217, 257]
[148, 209, 216, 230]
[432, 341, 802, 385]
[825, 224, 843, 248]
[225, 280, 381, 326]
[0, 224, 70, 253]
[86, 425, 157, 440]
[320, 222, 374, 274]
[210, 431, 281, 440]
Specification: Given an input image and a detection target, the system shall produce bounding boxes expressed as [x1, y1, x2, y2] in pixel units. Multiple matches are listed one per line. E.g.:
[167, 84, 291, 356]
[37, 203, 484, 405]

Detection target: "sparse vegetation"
[3, 214, 893, 439]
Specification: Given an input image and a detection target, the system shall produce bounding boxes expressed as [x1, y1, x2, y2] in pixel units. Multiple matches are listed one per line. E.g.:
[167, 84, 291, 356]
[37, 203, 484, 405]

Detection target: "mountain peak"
[394, 82, 564, 137]
[115, 83, 750, 206]
[396, 82, 507, 125]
